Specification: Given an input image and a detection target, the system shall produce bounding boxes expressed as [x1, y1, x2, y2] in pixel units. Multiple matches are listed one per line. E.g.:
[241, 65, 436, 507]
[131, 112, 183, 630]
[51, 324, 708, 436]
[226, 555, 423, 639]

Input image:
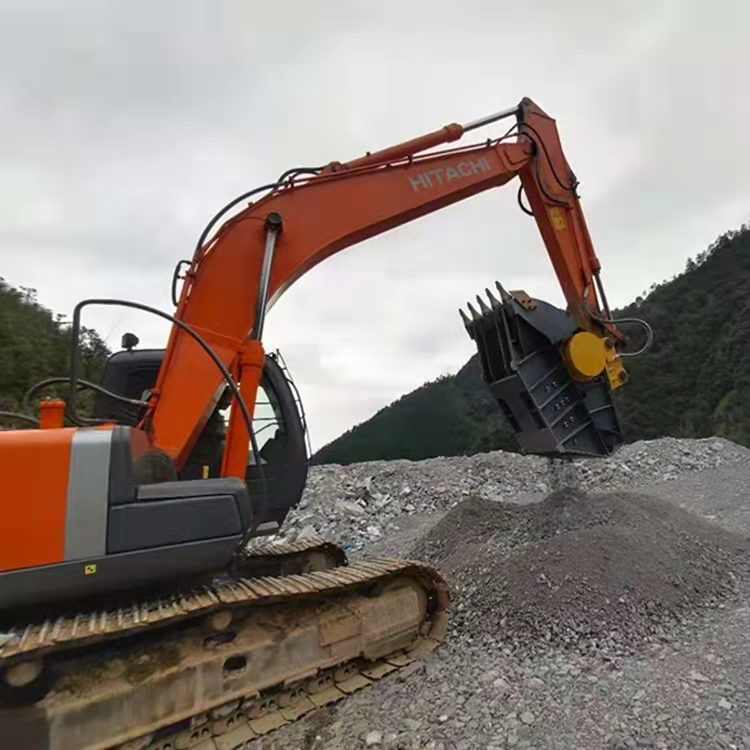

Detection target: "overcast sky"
[2, 0, 749, 451]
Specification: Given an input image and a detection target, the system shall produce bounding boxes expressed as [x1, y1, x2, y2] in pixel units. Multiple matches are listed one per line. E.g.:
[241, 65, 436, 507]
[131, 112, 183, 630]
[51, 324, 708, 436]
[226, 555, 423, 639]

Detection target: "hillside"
[614, 225, 750, 446]
[0, 279, 110, 418]
[313, 223, 750, 465]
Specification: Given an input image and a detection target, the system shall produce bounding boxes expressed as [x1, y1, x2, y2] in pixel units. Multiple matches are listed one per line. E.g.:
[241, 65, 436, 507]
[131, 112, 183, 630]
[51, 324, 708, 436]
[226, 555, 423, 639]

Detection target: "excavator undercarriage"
[1, 537, 448, 750]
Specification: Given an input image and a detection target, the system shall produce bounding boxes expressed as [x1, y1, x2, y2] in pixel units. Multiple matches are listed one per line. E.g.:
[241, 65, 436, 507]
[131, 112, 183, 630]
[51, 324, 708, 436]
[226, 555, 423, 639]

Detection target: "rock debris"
[280, 437, 749, 549]
[250, 436, 750, 750]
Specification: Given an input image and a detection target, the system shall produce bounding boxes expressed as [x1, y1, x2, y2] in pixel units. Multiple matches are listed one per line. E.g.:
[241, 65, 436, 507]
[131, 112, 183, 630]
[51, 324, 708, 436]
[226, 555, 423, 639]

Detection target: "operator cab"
[93, 334, 309, 533]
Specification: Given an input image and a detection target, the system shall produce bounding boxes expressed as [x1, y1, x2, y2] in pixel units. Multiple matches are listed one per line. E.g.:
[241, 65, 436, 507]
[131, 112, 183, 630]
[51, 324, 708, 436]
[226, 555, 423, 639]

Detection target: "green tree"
[0, 279, 111, 419]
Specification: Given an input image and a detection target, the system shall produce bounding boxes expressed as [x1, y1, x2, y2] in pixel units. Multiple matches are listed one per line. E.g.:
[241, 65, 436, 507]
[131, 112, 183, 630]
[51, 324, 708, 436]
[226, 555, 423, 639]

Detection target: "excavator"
[0, 97, 641, 750]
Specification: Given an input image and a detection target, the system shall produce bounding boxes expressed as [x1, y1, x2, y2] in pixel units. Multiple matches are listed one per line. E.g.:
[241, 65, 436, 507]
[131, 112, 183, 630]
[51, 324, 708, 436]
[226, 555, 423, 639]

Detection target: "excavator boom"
[148, 97, 626, 475]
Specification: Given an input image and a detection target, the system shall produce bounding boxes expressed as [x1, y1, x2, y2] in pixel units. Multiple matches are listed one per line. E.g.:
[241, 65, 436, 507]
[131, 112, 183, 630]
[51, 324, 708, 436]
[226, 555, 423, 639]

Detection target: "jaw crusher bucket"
[460, 282, 623, 459]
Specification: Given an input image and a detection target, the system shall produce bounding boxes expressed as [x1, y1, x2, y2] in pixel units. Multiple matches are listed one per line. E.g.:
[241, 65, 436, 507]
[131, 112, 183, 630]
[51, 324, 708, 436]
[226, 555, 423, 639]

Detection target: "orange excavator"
[0, 97, 640, 750]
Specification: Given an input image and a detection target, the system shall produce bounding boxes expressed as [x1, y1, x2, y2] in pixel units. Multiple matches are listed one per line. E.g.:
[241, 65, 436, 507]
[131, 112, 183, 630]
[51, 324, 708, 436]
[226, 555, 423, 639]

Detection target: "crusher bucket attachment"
[460, 282, 623, 458]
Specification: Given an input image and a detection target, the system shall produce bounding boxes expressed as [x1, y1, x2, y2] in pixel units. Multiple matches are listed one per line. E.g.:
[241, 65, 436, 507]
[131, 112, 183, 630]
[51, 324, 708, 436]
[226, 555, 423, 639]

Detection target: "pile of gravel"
[280, 437, 750, 549]
[410, 489, 750, 655]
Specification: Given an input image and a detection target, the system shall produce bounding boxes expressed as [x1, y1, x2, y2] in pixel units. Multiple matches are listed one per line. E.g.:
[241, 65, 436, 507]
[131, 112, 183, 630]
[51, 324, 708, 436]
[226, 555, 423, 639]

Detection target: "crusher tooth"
[0, 536, 449, 750]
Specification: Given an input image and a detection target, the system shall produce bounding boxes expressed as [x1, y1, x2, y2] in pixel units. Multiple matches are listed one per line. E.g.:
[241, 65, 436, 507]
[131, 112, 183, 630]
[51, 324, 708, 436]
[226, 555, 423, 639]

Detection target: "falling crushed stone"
[411, 488, 750, 653]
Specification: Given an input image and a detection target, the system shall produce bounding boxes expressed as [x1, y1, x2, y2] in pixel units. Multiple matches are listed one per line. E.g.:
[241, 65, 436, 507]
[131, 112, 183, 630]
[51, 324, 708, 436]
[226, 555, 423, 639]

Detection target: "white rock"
[493, 677, 511, 694]
[520, 711, 535, 725]
[365, 730, 382, 746]
[688, 669, 710, 682]
[337, 500, 366, 516]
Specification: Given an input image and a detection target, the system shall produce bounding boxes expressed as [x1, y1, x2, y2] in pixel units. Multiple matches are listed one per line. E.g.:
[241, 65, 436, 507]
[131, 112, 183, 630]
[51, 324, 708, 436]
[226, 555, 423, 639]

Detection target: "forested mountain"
[314, 223, 750, 465]
[0, 279, 110, 418]
[613, 225, 750, 446]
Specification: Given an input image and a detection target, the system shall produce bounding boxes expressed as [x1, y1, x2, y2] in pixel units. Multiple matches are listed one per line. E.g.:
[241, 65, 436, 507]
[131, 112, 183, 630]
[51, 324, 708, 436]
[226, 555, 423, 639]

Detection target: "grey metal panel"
[108, 494, 241, 554]
[138, 477, 253, 531]
[64, 429, 112, 561]
[0, 538, 239, 610]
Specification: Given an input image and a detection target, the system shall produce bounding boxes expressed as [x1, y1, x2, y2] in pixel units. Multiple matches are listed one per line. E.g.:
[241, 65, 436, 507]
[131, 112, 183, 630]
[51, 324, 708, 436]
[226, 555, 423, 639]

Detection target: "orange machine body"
[0, 428, 74, 571]
[0, 420, 252, 610]
[0, 425, 130, 574]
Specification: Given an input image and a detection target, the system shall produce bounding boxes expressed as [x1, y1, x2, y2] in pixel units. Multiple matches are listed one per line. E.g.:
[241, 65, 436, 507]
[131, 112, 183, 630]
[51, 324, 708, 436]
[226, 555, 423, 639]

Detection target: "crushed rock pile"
[280, 437, 750, 549]
[411, 489, 750, 654]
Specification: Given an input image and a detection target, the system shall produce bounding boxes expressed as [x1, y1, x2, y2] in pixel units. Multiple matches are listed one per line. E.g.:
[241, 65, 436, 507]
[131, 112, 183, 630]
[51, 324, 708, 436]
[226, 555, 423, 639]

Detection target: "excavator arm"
[147, 97, 627, 475]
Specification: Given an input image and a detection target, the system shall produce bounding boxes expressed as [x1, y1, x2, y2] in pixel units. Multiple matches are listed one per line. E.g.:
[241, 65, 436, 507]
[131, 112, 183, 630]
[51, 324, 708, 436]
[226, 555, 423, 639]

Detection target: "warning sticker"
[550, 208, 567, 231]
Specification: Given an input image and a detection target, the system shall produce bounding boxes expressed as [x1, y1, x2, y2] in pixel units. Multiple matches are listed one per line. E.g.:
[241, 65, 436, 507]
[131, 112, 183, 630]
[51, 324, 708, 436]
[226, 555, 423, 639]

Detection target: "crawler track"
[0, 538, 345, 666]
[0, 539, 449, 750]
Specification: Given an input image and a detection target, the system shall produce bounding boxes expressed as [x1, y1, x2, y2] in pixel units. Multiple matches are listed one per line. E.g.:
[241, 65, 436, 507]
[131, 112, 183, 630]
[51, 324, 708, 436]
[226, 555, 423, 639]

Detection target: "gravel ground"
[247, 439, 750, 750]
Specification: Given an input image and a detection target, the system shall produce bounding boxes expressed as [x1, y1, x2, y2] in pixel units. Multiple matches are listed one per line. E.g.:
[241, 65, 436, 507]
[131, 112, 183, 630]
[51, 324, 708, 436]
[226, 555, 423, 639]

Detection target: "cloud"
[1, 0, 747, 450]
